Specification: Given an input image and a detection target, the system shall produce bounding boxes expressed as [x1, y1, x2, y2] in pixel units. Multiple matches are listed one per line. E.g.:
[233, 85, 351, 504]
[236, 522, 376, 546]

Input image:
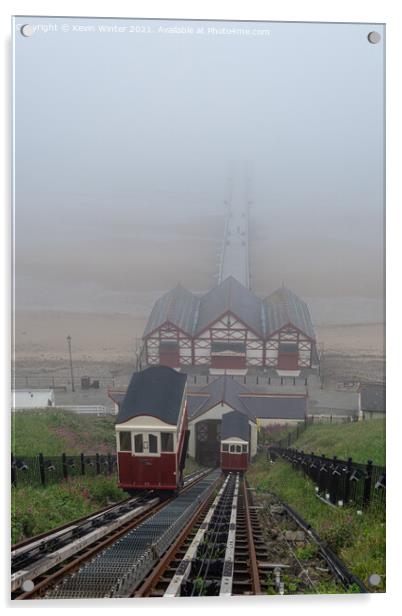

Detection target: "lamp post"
[66, 335, 75, 392]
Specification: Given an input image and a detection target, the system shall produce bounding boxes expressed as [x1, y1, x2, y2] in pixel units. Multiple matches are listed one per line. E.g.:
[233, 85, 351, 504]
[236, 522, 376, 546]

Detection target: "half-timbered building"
[140, 276, 317, 374]
[263, 287, 316, 371]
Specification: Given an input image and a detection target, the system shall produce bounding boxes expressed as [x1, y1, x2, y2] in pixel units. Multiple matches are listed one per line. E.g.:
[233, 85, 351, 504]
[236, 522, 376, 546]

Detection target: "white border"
[2, 1, 400, 614]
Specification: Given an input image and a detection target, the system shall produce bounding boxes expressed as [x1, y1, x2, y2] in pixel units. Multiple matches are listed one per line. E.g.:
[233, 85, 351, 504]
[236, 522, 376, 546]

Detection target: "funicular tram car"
[115, 365, 189, 494]
[220, 410, 250, 474]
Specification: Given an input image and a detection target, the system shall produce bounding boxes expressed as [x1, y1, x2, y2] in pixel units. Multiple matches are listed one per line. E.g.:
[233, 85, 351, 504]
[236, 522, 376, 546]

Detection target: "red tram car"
[115, 366, 189, 494]
[220, 410, 250, 474]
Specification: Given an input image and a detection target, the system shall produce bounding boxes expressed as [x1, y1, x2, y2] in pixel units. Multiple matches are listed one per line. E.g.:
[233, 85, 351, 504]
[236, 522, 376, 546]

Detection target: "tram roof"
[221, 410, 250, 441]
[117, 365, 187, 425]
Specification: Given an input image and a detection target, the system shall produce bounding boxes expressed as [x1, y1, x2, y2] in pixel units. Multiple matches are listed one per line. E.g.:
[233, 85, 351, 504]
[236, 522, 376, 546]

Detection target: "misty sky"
[13, 17, 385, 322]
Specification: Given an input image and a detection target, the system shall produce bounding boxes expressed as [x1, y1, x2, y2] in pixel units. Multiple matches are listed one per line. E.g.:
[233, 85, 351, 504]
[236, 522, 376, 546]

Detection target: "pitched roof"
[360, 384, 385, 413]
[240, 395, 307, 420]
[221, 410, 250, 441]
[187, 376, 256, 421]
[116, 366, 187, 425]
[107, 390, 126, 406]
[187, 376, 306, 421]
[263, 287, 315, 340]
[143, 284, 199, 337]
[143, 279, 316, 342]
[195, 276, 264, 336]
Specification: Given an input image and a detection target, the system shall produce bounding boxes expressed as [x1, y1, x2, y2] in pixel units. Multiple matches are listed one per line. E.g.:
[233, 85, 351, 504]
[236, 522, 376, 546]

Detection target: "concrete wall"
[13, 389, 55, 409]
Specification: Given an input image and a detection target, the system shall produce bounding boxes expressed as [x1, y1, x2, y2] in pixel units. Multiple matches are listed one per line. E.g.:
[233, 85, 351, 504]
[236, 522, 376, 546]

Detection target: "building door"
[196, 420, 221, 467]
[210, 341, 246, 369]
[277, 343, 299, 370]
[159, 341, 180, 368]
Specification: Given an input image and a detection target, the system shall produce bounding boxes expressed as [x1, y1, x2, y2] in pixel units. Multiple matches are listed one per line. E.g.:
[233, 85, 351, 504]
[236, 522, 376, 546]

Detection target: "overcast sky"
[13, 17, 384, 320]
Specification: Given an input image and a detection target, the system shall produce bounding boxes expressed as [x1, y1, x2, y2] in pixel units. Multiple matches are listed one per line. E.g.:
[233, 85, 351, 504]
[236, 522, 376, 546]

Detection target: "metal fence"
[12, 375, 130, 390]
[268, 447, 385, 511]
[54, 405, 115, 416]
[273, 415, 358, 449]
[186, 373, 309, 388]
[11, 452, 117, 488]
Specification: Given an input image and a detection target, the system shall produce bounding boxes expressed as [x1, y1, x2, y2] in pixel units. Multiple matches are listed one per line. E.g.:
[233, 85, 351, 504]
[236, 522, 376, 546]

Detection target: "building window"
[159, 341, 179, 352]
[279, 343, 298, 354]
[119, 432, 131, 452]
[222, 444, 229, 452]
[134, 433, 143, 453]
[211, 341, 246, 354]
[197, 423, 208, 442]
[148, 433, 158, 454]
[161, 432, 174, 452]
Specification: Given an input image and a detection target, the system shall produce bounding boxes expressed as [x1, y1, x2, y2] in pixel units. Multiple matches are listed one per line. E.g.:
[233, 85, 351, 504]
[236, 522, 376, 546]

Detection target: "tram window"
[230, 445, 235, 453]
[119, 431, 131, 452]
[134, 433, 143, 453]
[161, 432, 174, 452]
[149, 433, 158, 454]
[242, 445, 247, 453]
[222, 444, 229, 452]
[236, 445, 241, 453]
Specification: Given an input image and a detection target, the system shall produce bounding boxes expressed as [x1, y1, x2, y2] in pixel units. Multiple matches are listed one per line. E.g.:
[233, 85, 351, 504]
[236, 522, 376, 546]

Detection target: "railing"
[54, 405, 115, 415]
[268, 447, 385, 511]
[12, 375, 131, 390]
[186, 374, 309, 388]
[11, 452, 117, 488]
[12, 405, 116, 415]
[272, 415, 358, 449]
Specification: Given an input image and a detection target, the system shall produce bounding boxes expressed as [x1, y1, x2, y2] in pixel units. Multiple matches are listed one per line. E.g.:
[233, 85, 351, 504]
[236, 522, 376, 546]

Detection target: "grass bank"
[247, 455, 385, 591]
[11, 474, 124, 544]
[12, 409, 116, 456]
[11, 455, 203, 544]
[290, 419, 385, 465]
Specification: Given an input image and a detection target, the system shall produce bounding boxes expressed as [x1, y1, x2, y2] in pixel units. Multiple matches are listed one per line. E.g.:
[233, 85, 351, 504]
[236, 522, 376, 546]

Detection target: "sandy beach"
[12, 311, 385, 394]
[13, 311, 147, 363]
[13, 311, 384, 363]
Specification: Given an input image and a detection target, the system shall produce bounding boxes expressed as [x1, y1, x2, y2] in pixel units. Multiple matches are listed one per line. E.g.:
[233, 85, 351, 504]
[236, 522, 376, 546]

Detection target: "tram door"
[196, 420, 221, 467]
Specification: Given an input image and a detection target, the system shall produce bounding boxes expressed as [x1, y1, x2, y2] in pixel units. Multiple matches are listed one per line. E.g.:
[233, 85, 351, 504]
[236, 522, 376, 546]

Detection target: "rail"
[12, 469, 214, 599]
[41, 469, 220, 599]
[164, 473, 234, 597]
[160, 474, 262, 597]
[138, 474, 364, 597]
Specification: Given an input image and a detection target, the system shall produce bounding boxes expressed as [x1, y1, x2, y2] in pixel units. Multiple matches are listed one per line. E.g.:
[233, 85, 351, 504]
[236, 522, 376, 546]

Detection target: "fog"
[13, 17, 384, 323]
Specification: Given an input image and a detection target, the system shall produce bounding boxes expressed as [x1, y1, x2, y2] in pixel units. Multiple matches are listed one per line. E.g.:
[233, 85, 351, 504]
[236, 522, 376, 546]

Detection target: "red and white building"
[140, 276, 318, 374]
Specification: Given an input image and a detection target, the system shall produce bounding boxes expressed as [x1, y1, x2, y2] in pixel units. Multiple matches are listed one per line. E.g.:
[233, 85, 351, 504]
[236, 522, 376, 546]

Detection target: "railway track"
[11, 469, 209, 599]
[135, 475, 366, 597]
[12, 469, 366, 599]
[136, 472, 265, 597]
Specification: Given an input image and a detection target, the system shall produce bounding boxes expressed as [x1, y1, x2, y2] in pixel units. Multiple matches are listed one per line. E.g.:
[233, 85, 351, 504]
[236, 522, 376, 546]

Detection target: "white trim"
[116, 423, 172, 432]
[221, 440, 248, 453]
[117, 429, 133, 453]
[115, 414, 174, 430]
